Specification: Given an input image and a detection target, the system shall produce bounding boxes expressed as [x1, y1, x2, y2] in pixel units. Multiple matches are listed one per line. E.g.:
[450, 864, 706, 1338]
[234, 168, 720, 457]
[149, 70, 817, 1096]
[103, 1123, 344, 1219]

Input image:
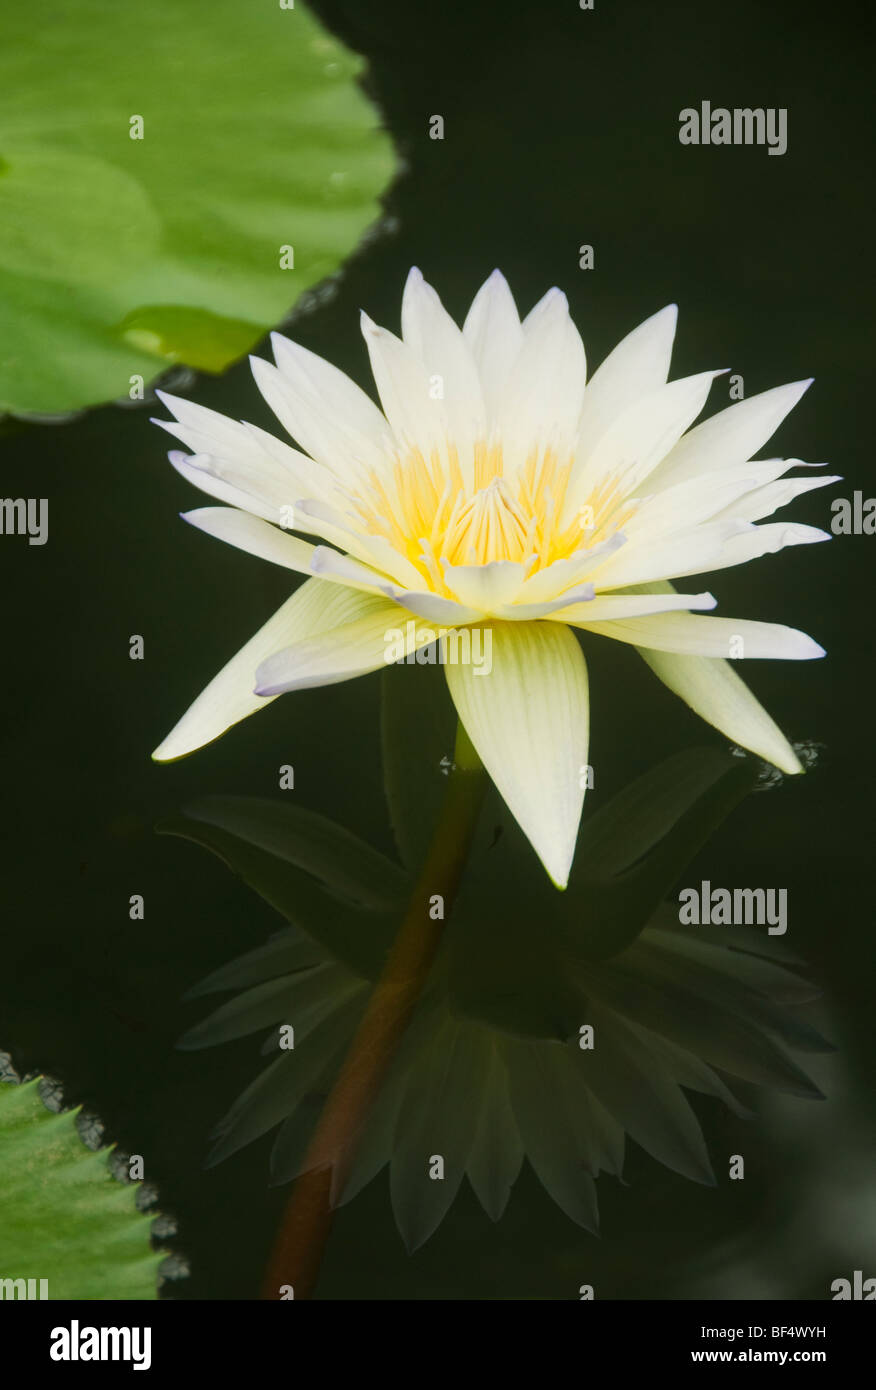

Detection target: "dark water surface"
[1, 0, 872, 1299]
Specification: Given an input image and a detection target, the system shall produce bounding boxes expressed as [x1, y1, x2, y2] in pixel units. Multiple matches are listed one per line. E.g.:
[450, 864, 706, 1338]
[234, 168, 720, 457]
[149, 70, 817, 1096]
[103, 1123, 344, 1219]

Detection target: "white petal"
[494, 289, 587, 470]
[255, 597, 437, 694]
[380, 588, 483, 625]
[647, 380, 813, 492]
[442, 559, 527, 612]
[514, 535, 627, 603]
[462, 269, 525, 420]
[551, 591, 717, 623]
[182, 507, 318, 575]
[309, 546, 392, 592]
[250, 355, 372, 490]
[155, 391, 322, 500]
[642, 456, 826, 524]
[168, 451, 280, 522]
[293, 498, 427, 590]
[496, 584, 595, 620]
[588, 520, 751, 590]
[576, 304, 678, 457]
[401, 268, 486, 480]
[239, 419, 338, 503]
[638, 647, 804, 774]
[155, 390, 259, 460]
[666, 521, 830, 578]
[360, 313, 450, 467]
[623, 473, 763, 537]
[152, 580, 373, 761]
[710, 473, 841, 524]
[168, 448, 320, 526]
[577, 611, 825, 660]
[564, 369, 722, 523]
[444, 621, 589, 887]
[267, 332, 392, 477]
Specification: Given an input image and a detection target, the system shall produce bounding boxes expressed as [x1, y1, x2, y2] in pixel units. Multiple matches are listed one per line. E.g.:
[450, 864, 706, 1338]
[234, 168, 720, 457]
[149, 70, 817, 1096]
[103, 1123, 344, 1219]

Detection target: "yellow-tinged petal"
[620, 581, 807, 773]
[401, 267, 486, 483]
[267, 330, 392, 480]
[553, 591, 716, 623]
[665, 521, 830, 578]
[562, 369, 723, 524]
[646, 380, 813, 492]
[585, 519, 750, 591]
[638, 647, 803, 774]
[182, 507, 319, 576]
[495, 289, 587, 472]
[576, 611, 825, 660]
[575, 303, 677, 457]
[444, 621, 589, 887]
[152, 581, 379, 762]
[441, 559, 527, 612]
[462, 269, 524, 416]
[155, 389, 327, 503]
[255, 597, 439, 695]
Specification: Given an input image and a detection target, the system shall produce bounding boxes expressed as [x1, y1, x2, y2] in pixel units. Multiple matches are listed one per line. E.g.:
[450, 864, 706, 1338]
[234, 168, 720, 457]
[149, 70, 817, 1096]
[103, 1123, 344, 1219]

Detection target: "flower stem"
[259, 721, 486, 1299]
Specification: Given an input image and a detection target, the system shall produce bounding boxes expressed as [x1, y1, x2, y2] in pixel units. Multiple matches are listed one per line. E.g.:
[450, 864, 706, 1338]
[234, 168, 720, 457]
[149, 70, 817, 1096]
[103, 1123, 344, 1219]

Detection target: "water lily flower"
[152, 269, 834, 887]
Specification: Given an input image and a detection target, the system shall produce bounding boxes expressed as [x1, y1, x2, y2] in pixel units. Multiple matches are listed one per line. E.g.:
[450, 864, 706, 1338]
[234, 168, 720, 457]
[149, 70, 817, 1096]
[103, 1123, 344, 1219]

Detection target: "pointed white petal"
[666, 521, 831, 578]
[710, 473, 841, 524]
[250, 355, 374, 489]
[637, 457, 829, 529]
[360, 313, 450, 466]
[309, 546, 390, 592]
[588, 520, 751, 590]
[155, 391, 257, 460]
[494, 289, 587, 470]
[624, 473, 763, 537]
[255, 597, 435, 694]
[564, 369, 723, 522]
[462, 269, 525, 420]
[647, 380, 813, 491]
[552, 591, 717, 623]
[168, 451, 280, 522]
[444, 621, 589, 887]
[380, 588, 483, 625]
[293, 498, 427, 590]
[168, 449, 320, 526]
[515, 535, 627, 603]
[152, 580, 373, 761]
[182, 507, 318, 575]
[267, 332, 391, 477]
[401, 268, 486, 479]
[155, 390, 324, 499]
[495, 583, 595, 620]
[638, 647, 804, 774]
[239, 419, 338, 502]
[576, 304, 678, 456]
[578, 611, 825, 660]
[442, 559, 527, 612]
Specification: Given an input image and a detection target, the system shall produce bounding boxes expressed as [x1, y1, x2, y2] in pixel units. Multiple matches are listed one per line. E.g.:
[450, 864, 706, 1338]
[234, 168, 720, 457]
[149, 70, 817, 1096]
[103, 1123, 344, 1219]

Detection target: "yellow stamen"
[350, 440, 637, 590]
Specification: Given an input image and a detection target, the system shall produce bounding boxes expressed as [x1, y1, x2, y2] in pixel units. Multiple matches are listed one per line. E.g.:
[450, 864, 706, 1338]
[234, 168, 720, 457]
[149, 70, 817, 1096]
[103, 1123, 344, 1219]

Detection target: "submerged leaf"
[160, 805, 402, 978]
[181, 795, 409, 910]
[389, 1014, 491, 1252]
[167, 748, 828, 1248]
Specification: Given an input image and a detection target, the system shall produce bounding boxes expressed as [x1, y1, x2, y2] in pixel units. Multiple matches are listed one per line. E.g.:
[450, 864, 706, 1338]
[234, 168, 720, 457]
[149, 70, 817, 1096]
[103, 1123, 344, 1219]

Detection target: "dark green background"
[1, 0, 872, 1298]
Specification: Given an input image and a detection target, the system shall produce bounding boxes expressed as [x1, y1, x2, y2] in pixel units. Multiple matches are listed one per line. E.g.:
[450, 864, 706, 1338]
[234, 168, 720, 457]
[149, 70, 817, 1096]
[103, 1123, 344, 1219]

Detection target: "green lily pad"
[0, 1, 394, 415]
[0, 1077, 162, 1299]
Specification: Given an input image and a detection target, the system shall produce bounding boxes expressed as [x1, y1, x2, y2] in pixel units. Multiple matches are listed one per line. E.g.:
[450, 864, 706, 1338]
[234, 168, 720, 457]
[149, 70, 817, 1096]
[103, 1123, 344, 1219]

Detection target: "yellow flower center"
[346, 442, 637, 594]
